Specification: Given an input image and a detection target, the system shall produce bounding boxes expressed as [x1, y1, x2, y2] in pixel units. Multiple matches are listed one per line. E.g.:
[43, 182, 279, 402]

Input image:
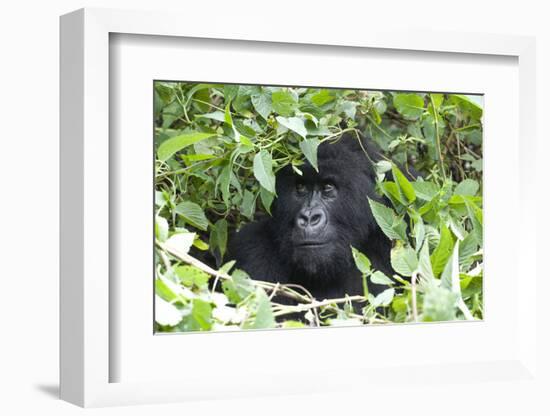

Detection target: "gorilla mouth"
[295, 241, 328, 248]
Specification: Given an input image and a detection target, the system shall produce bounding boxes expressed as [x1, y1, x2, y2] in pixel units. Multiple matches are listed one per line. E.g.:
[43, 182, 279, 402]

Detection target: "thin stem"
[429, 94, 446, 181]
[157, 240, 312, 303]
[272, 295, 365, 317]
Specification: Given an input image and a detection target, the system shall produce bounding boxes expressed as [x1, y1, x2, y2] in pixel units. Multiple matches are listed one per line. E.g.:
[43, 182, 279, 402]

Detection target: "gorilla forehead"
[301, 136, 376, 183]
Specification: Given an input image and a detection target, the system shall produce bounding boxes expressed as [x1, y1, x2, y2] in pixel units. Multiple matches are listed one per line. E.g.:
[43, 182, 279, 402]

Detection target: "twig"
[157, 240, 312, 303]
[272, 295, 366, 317]
[429, 94, 446, 181]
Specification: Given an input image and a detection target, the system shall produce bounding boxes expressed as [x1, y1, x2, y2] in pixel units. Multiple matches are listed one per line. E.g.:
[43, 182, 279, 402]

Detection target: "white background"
[1, 0, 548, 415]
[112, 34, 519, 384]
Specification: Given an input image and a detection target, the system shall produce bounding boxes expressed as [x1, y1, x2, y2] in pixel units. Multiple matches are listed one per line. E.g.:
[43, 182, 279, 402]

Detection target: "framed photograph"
[60, 7, 540, 408]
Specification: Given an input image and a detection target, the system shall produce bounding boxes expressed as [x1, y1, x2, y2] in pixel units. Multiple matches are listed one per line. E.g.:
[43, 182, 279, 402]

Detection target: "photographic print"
[154, 82, 483, 332]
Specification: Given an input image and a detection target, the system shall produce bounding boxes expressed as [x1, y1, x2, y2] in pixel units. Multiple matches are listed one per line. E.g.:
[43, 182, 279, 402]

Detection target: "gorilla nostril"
[310, 213, 322, 226]
[296, 215, 308, 228]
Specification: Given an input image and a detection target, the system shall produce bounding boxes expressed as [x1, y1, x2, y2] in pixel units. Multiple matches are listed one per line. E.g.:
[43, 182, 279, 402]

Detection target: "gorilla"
[227, 133, 397, 301]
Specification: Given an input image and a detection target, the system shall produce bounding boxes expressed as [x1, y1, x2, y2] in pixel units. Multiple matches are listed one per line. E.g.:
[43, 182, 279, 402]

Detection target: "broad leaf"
[370, 271, 393, 285]
[368, 198, 408, 241]
[272, 90, 297, 116]
[155, 295, 182, 326]
[253, 150, 276, 193]
[157, 132, 216, 161]
[393, 93, 425, 120]
[454, 179, 479, 196]
[392, 164, 416, 203]
[391, 243, 418, 277]
[277, 116, 308, 138]
[299, 138, 321, 170]
[175, 201, 209, 231]
[412, 180, 439, 201]
[164, 232, 196, 255]
[243, 289, 276, 329]
[430, 223, 455, 277]
[351, 246, 371, 275]
[251, 92, 273, 120]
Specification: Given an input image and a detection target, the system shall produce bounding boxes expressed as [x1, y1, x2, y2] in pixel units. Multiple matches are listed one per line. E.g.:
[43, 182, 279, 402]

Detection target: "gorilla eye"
[322, 183, 336, 194]
[295, 182, 307, 195]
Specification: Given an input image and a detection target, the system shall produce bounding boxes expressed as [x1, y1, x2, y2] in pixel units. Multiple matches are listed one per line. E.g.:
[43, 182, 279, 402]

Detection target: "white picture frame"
[60, 7, 540, 408]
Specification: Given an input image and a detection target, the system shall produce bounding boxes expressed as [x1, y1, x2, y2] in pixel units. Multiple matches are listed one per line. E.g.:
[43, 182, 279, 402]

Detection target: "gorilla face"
[271, 136, 381, 280]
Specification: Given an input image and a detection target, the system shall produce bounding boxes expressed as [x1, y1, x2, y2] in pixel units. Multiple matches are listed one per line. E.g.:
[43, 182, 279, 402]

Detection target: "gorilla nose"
[296, 207, 327, 232]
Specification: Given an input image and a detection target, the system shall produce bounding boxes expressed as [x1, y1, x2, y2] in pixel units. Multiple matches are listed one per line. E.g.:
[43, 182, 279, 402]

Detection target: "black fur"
[227, 133, 394, 300]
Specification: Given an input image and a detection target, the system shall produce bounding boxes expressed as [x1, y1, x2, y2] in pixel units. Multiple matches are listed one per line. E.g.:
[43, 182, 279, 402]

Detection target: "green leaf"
[379, 181, 406, 206]
[391, 243, 418, 277]
[311, 89, 336, 106]
[240, 190, 257, 220]
[448, 94, 483, 120]
[251, 92, 272, 120]
[417, 240, 435, 283]
[454, 179, 479, 196]
[223, 85, 239, 102]
[253, 150, 276, 193]
[412, 181, 439, 201]
[430, 93, 444, 110]
[441, 241, 460, 293]
[430, 223, 455, 277]
[277, 116, 308, 138]
[155, 278, 178, 303]
[370, 271, 393, 285]
[299, 138, 321, 170]
[222, 269, 255, 304]
[351, 246, 371, 275]
[157, 132, 216, 161]
[393, 93, 425, 120]
[392, 164, 416, 203]
[368, 198, 408, 241]
[371, 288, 395, 307]
[191, 298, 213, 330]
[459, 232, 479, 266]
[195, 111, 225, 122]
[155, 216, 169, 242]
[224, 101, 234, 126]
[218, 164, 232, 205]
[282, 320, 306, 328]
[272, 90, 298, 116]
[155, 295, 182, 326]
[164, 232, 196, 255]
[464, 197, 483, 245]
[181, 153, 216, 165]
[461, 274, 483, 298]
[175, 201, 209, 231]
[244, 289, 276, 329]
[338, 100, 358, 119]
[413, 216, 425, 252]
[209, 219, 228, 260]
[192, 236, 209, 251]
[391, 295, 409, 314]
[218, 260, 236, 275]
[175, 265, 210, 288]
[259, 186, 275, 214]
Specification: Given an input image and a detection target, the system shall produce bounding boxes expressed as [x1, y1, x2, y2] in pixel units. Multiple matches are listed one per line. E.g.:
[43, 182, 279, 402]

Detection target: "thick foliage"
[154, 83, 483, 331]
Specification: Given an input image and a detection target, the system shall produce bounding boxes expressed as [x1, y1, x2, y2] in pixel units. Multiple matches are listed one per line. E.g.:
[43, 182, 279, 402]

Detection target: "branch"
[272, 295, 366, 317]
[157, 240, 313, 303]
